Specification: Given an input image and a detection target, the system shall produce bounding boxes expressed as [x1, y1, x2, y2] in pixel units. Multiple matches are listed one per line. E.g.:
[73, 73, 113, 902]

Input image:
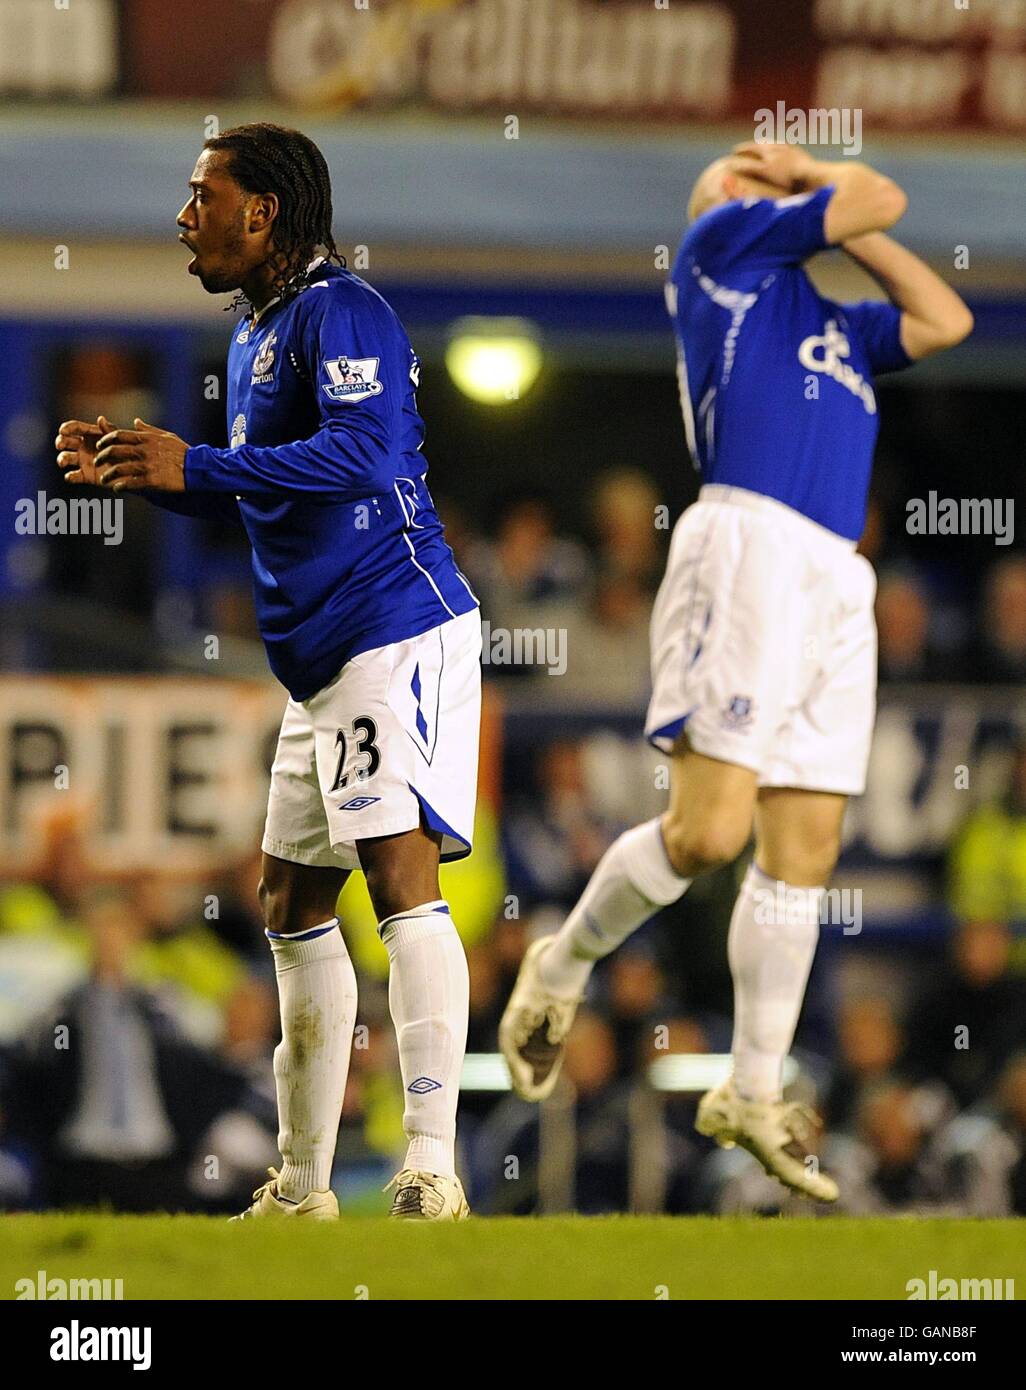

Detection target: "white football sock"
[268, 918, 358, 1203]
[379, 901, 468, 1180]
[537, 818, 692, 998]
[728, 863, 824, 1103]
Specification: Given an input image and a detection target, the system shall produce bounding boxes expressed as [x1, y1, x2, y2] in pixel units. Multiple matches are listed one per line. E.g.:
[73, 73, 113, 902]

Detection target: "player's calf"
[501, 819, 692, 1100]
[754, 786, 845, 887]
[361, 828, 470, 1191]
[255, 853, 356, 1208]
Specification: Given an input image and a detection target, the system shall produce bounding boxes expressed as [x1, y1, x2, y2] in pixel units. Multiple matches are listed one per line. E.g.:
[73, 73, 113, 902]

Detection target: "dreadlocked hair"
[203, 123, 346, 313]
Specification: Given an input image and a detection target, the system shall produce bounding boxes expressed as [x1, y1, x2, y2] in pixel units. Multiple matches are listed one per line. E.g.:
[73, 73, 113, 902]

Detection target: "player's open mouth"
[179, 235, 198, 274]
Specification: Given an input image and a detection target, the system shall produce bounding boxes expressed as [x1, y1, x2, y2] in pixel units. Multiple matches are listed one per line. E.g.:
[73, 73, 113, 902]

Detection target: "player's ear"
[248, 192, 278, 234]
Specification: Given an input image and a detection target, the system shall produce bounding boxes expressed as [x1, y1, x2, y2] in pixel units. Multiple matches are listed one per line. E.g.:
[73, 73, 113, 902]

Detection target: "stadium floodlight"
[460, 1052, 513, 1091]
[647, 1053, 799, 1093]
[445, 316, 542, 404]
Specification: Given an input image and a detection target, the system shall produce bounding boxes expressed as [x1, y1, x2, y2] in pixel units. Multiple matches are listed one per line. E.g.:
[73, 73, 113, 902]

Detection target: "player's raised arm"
[841, 231, 974, 361]
[727, 143, 908, 244]
[808, 161, 907, 245]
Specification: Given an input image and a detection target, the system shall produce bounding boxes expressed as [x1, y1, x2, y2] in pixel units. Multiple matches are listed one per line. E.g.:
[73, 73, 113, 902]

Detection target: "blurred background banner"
[0, 677, 285, 873]
[1, 0, 1025, 1221]
[0, 677, 502, 874]
[10, 0, 1025, 132]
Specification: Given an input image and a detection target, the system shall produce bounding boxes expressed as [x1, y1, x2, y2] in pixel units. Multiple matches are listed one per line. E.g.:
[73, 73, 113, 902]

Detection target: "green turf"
[1, 1214, 1023, 1300]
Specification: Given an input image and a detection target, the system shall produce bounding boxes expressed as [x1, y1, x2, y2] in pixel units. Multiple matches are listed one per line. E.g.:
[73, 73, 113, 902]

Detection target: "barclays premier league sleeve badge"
[322, 356, 384, 404]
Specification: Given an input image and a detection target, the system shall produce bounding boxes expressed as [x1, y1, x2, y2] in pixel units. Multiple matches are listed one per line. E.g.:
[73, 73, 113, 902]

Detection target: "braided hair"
[203, 123, 345, 312]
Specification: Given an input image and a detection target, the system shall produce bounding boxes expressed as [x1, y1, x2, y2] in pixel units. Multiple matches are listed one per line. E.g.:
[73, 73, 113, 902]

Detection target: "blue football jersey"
[667, 186, 912, 540]
[180, 262, 477, 701]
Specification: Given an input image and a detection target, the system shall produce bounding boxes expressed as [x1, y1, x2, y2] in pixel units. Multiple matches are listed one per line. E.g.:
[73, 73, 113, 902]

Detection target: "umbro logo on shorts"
[338, 795, 382, 811]
[407, 1076, 442, 1094]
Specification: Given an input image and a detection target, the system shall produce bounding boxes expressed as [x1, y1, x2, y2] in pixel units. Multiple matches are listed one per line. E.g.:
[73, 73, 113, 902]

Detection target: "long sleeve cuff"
[184, 444, 235, 493]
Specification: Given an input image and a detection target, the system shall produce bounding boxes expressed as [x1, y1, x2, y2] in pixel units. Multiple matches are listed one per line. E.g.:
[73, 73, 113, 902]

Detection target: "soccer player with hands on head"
[501, 141, 973, 1204]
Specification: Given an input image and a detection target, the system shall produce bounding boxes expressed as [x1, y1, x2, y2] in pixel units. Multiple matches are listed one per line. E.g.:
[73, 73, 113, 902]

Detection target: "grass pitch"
[2, 1214, 1023, 1300]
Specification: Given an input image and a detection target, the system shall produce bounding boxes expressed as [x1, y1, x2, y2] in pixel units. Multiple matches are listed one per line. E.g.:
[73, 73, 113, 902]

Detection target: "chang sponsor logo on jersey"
[251, 330, 277, 384]
[798, 319, 877, 414]
[322, 356, 384, 404]
[230, 413, 247, 448]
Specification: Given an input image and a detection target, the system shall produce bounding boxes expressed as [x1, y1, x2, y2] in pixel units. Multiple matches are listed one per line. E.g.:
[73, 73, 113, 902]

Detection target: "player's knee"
[258, 874, 291, 935]
[258, 872, 331, 937]
[662, 814, 749, 877]
[257, 874, 274, 927]
[363, 860, 412, 925]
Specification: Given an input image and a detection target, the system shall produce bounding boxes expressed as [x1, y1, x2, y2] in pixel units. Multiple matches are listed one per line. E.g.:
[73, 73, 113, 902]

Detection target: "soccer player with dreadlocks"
[55, 124, 480, 1222]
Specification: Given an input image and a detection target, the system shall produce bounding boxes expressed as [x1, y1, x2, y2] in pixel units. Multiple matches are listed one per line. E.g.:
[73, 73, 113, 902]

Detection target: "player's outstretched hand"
[56, 418, 104, 485]
[728, 141, 816, 193]
[94, 416, 188, 493]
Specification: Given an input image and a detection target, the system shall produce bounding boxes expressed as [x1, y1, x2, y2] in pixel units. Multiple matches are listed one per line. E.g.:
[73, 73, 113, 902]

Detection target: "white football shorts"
[262, 608, 482, 870]
[645, 484, 877, 795]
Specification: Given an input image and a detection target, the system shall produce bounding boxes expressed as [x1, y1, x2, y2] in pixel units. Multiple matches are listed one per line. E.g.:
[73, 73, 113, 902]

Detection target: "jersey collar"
[248, 256, 328, 328]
